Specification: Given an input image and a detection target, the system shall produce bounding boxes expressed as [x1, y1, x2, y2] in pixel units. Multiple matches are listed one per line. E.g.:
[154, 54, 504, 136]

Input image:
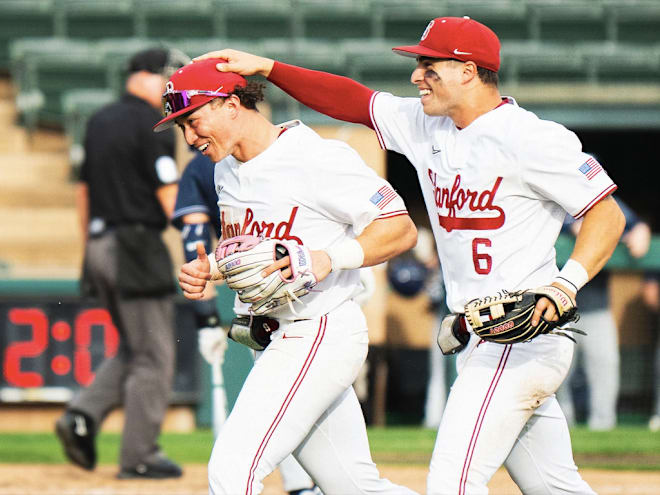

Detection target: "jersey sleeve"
[309, 141, 408, 236]
[370, 91, 441, 162]
[142, 118, 178, 187]
[519, 118, 617, 219]
[172, 155, 215, 230]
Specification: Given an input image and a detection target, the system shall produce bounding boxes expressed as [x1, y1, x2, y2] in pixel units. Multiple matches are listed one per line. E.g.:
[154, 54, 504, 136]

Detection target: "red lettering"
[260, 221, 275, 237]
[241, 209, 254, 235]
[274, 207, 303, 244]
[429, 174, 506, 232]
[220, 206, 303, 244]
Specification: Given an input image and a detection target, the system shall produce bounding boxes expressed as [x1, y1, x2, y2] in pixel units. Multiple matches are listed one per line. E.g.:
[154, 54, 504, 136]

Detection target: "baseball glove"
[214, 235, 317, 315]
[464, 285, 583, 344]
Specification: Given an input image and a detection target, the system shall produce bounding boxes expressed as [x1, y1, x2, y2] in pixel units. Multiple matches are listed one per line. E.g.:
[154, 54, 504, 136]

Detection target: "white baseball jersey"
[214, 120, 407, 319]
[207, 120, 417, 495]
[368, 92, 601, 494]
[370, 93, 616, 313]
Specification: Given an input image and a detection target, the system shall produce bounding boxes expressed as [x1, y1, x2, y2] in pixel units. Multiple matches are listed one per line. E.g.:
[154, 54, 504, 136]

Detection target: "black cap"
[127, 47, 190, 77]
[127, 48, 169, 74]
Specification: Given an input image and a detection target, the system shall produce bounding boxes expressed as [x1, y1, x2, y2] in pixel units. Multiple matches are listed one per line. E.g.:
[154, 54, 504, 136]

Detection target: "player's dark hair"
[477, 66, 498, 87]
[232, 81, 265, 109]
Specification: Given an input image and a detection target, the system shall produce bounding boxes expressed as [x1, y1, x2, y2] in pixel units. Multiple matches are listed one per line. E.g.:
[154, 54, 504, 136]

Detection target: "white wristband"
[207, 251, 222, 281]
[325, 239, 365, 272]
[554, 259, 589, 293]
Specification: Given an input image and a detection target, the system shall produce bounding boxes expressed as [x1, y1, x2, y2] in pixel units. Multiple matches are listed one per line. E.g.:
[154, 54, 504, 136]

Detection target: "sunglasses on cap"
[163, 88, 229, 116]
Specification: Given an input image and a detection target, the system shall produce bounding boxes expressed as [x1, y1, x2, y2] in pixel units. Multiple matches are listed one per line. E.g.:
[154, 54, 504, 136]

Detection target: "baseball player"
[156, 60, 419, 495]
[196, 15, 626, 494]
[172, 152, 322, 495]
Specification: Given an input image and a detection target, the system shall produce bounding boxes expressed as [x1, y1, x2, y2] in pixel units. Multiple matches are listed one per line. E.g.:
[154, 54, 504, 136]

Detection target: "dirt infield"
[0, 464, 659, 494]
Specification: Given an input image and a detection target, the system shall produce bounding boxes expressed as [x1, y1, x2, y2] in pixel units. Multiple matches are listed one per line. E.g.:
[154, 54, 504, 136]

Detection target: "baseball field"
[0, 426, 658, 494]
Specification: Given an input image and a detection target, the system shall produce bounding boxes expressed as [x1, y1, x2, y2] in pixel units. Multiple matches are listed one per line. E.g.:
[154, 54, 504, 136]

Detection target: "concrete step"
[0, 126, 29, 153]
[0, 208, 82, 268]
[0, 183, 76, 208]
[0, 152, 71, 182]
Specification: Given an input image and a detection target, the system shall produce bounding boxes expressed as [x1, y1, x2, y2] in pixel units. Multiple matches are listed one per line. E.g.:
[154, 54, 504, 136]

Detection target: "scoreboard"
[0, 295, 199, 404]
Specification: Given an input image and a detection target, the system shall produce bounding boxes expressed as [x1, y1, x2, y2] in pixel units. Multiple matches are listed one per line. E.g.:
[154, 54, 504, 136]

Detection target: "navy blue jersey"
[172, 153, 221, 238]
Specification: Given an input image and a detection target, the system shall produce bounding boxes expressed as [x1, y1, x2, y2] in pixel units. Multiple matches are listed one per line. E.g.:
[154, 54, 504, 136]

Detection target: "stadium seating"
[372, 0, 443, 41]
[135, 0, 223, 40]
[527, 0, 607, 42]
[605, 0, 660, 43]
[447, 0, 529, 41]
[500, 41, 588, 84]
[578, 42, 660, 84]
[4, 0, 660, 132]
[0, 0, 57, 72]
[54, 0, 137, 39]
[295, 0, 375, 40]
[223, 0, 296, 41]
[9, 38, 106, 128]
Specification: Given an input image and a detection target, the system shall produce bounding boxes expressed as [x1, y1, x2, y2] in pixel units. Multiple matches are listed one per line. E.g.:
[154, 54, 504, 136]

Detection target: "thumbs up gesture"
[178, 242, 212, 300]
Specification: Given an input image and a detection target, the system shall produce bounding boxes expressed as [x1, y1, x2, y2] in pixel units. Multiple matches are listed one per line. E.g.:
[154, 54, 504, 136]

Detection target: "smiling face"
[410, 57, 466, 117]
[175, 97, 238, 162]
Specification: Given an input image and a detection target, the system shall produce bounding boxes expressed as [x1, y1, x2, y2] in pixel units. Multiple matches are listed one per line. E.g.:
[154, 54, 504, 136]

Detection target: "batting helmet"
[387, 256, 429, 297]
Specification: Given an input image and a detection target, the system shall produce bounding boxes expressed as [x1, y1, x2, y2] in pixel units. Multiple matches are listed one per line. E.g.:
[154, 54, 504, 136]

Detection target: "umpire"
[55, 47, 189, 479]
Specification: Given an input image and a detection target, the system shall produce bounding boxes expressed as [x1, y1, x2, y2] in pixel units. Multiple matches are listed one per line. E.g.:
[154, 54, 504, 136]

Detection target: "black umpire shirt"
[80, 93, 176, 231]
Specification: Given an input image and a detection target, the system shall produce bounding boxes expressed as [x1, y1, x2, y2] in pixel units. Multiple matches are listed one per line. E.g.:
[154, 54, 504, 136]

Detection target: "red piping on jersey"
[370, 91, 387, 149]
[376, 210, 409, 220]
[268, 62, 375, 129]
[459, 344, 512, 495]
[245, 315, 328, 494]
[574, 184, 617, 219]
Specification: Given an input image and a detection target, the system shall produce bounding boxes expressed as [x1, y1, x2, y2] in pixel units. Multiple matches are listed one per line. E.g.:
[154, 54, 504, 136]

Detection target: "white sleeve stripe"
[171, 205, 210, 219]
[573, 184, 617, 219]
[369, 92, 387, 150]
[376, 210, 409, 219]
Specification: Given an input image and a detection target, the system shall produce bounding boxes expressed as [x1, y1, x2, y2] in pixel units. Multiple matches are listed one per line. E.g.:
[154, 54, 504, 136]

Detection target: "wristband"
[325, 239, 365, 272]
[207, 251, 222, 281]
[554, 259, 589, 293]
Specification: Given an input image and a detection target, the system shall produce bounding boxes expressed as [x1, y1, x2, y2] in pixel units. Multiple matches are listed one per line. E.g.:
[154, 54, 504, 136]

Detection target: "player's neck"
[451, 87, 502, 129]
[233, 113, 281, 163]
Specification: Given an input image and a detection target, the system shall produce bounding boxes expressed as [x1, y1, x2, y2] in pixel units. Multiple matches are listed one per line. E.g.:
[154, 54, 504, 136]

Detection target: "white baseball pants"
[208, 300, 418, 495]
[427, 334, 595, 495]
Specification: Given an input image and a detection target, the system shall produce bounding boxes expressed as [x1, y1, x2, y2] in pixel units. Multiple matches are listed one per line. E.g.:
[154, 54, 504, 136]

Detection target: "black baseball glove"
[464, 286, 584, 344]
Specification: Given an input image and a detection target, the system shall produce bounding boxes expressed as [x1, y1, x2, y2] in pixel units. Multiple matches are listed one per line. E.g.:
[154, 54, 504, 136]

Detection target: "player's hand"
[260, 249, 332, 283]
[531, 281, 576, 326]
[192, 49, 275, 78]
[178, 242, 212, 300]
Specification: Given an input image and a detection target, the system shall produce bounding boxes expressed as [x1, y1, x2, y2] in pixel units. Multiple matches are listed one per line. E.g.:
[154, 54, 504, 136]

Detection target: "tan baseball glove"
[214, 235, 317, 315]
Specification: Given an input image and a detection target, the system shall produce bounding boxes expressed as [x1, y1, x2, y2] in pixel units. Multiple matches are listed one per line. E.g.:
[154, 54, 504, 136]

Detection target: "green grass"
[0, 426, 658, 470]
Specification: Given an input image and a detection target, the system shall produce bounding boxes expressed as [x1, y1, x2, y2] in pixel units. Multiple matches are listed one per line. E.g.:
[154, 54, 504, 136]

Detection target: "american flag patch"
[369, 185, 397, 210]
[578, 157, 603, 180]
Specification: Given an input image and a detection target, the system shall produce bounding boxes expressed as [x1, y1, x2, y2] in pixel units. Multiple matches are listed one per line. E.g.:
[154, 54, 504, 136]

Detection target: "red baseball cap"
[392, 17, 501, 72]
[153, 58, 247, 132]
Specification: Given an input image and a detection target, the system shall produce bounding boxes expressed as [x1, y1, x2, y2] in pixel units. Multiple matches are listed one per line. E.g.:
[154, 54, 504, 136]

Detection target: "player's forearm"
[358, 215, 418, 267]
[570, 195, 625, 280]
[268, 61, 375, 128]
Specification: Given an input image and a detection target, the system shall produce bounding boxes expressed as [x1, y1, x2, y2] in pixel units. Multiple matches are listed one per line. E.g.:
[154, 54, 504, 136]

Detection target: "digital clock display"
[0, 296, 199, 403]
